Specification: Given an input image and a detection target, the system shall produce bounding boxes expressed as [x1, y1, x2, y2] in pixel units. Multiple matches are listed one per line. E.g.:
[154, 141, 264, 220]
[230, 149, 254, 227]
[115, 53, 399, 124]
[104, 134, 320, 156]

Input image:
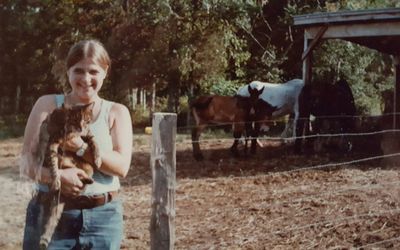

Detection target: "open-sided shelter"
[293, 8, 400, 127]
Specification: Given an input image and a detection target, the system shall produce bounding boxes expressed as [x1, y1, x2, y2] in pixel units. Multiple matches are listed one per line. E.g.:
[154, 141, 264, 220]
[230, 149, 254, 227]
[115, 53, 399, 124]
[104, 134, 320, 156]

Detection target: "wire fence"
[175, 111, 399, 132]
[78, 111, 400, 247]
[166, 112, 400, 248]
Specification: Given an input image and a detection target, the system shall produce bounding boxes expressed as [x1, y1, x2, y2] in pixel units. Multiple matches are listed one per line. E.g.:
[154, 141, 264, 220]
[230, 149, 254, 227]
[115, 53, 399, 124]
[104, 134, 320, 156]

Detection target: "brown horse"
[191, 91, 277, 160]
[191, 95, 252, 160]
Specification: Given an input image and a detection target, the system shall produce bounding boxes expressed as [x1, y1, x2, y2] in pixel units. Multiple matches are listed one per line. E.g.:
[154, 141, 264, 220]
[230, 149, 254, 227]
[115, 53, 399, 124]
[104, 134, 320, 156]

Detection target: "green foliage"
[131, 106, 151, 128]
[1, 0, 399, 128]
[313, 40, 393, 114]
[178, 96, 190, 114]
[112, 0, 258, 103]
[0, 115, 27, 139]
[0, 0, 126, 114]
[150, 95, 189, 114]
[210, 79, 241, 96]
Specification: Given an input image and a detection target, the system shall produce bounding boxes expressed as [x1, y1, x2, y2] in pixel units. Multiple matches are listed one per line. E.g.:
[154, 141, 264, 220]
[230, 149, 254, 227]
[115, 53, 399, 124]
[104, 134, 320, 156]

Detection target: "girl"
[21, 39, 133, 249]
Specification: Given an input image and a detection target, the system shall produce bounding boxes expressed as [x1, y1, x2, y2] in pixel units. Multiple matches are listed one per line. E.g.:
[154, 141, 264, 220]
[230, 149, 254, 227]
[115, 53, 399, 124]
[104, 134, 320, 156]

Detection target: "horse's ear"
[259, 86, 265, 94]
[247, 85, 253, 92]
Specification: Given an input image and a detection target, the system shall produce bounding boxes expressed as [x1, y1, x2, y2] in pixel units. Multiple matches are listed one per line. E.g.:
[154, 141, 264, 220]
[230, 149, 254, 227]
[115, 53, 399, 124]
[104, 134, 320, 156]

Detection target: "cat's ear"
[80, 103, 95, 121]
[55, 104, 67, 115]
[81, 103, 94, 123]
[83, 102, 95, 113]
[49, 108, 67, 127]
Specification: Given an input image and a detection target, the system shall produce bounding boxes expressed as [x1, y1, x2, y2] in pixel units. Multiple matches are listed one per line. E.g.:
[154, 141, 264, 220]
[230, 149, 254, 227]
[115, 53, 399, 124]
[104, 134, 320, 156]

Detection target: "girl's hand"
[60, 168, 88, 197]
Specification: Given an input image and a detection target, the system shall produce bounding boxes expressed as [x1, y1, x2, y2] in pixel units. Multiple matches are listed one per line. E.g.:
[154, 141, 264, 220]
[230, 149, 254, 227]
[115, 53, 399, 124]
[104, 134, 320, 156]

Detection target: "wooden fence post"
[150, 112, 176, 250]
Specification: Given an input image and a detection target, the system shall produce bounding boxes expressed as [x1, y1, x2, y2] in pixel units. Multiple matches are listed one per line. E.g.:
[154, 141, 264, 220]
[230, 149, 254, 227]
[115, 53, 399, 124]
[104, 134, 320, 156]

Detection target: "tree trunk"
[167, 70, 180, 112]
[130, 88, 138, 110]
[186, 84, 193, 127]
[152, 82, 156, 112]
[15, 84, 21, 114]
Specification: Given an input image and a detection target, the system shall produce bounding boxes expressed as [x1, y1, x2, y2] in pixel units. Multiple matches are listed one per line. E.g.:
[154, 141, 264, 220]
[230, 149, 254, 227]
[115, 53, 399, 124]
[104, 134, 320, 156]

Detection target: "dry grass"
[1, 135, 400, 249]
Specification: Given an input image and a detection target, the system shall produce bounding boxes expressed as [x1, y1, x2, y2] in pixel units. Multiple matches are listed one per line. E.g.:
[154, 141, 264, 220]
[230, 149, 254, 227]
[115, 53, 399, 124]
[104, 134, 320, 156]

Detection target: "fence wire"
[176, 112, 400, 132]
[145, 112, 400, 247]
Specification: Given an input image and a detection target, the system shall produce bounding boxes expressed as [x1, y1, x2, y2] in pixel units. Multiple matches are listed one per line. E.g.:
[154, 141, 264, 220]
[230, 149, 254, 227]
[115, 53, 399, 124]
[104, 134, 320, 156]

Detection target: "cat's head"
[49, 102, 94, 136]
[66, 102, 94, 135]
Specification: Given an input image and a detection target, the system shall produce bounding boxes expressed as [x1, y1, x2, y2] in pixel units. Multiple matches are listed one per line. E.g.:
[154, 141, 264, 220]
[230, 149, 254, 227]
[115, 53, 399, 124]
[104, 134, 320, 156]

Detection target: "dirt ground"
[1, 135, 400, 249]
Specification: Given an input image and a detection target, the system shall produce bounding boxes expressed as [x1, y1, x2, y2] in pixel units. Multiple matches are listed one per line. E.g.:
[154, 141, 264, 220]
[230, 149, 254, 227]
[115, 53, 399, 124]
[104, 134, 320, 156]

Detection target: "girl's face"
[67, 57, 107, 102]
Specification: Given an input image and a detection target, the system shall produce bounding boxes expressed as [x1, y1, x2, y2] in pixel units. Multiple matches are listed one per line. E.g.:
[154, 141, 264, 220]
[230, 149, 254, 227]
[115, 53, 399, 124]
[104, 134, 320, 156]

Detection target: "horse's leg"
[244, 121, 253, 156]
[343, 116, 354, 152]
[231, 130, 241, 157]
[293, 102, 299, 139]
[295, 88, 315, 154]
[292, 102, 302, 152]
[192, 124, 205, 160]
[281, 114, 295, 144]
[281, 119, 291, 139]
[314, 118, 332, 153]
[294, 116, 306, 153]
[250, 121, 260, 154]
[230, 123, 243, 157]
[338, 120, 353, 153]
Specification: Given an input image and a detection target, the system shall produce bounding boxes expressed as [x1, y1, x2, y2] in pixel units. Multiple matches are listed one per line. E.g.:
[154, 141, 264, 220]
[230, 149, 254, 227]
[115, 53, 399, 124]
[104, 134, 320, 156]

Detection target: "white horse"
[237, 79, 304, 139]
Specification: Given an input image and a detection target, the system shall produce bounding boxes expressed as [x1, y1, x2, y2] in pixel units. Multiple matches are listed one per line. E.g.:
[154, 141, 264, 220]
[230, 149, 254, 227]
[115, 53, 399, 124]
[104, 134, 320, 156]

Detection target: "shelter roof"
[293, 8, 400, 55]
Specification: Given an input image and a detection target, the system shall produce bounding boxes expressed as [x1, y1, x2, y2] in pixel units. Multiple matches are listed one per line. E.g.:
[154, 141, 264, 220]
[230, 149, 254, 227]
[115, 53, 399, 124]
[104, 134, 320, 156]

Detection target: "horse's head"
[247, 86, 264, 117]
[248, 85, 264, 100]
[245, 85, 277, 125]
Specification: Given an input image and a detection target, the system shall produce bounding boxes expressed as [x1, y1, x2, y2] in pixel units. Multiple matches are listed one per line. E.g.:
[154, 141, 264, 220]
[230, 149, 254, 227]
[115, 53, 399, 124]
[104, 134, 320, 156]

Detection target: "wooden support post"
[394, 56, 400, 129]
[302, 36, 312, 86]
[301, 25, 328, 61]
[298, 34, 314, 152]
[150, 112, 177, 250]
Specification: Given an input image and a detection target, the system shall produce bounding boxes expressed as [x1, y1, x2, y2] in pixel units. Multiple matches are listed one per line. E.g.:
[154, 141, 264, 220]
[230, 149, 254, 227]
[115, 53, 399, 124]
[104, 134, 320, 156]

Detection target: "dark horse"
[191, 91, 275, 160]
[295, 79, 357, 153]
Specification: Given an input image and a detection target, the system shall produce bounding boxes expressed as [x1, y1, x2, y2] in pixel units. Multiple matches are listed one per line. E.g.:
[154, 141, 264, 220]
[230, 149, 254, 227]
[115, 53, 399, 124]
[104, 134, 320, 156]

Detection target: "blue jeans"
[23, 194, 123, 250]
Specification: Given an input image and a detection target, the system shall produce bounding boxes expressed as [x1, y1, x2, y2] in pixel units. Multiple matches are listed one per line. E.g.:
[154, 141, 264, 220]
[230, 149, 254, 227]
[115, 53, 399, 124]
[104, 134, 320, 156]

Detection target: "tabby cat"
[35, 102, 102, 249]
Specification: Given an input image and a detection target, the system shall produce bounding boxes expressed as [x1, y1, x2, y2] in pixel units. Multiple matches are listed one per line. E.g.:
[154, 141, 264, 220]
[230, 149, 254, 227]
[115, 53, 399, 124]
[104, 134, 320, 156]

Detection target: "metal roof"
[294, 8, 400, 26]
[293, 8, 400, 55]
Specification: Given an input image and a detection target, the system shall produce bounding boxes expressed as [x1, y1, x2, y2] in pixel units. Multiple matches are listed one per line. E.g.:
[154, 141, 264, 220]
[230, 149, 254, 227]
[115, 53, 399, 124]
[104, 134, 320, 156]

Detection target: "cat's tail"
[39, 192, 64, 249]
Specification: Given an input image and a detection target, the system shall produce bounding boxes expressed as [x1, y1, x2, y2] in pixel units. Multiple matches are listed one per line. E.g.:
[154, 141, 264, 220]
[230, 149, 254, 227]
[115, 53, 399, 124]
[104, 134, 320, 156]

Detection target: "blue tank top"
[37, 95, 120, 195]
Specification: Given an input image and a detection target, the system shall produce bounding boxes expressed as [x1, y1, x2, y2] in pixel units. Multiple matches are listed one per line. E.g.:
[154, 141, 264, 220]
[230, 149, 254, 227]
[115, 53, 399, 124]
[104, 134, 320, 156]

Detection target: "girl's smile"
[67, 57, 107, 102]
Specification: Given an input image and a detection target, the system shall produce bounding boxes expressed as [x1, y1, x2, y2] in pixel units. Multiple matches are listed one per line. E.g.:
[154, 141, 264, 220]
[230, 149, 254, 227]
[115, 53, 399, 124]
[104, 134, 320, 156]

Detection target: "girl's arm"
[20, 95, 88, 196]
[100, 103, 133, 177]
[20, 95, 55, 181]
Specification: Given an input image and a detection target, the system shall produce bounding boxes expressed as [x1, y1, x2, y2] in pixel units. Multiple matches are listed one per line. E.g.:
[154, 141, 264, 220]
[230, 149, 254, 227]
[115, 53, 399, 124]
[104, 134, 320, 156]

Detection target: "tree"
[1, 0, 398, 122]
[111, 0, 258, 112]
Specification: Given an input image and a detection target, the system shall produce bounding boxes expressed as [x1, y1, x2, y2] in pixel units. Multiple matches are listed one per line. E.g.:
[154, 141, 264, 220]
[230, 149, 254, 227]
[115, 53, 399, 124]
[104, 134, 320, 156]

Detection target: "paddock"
[2, 125, 400, 249]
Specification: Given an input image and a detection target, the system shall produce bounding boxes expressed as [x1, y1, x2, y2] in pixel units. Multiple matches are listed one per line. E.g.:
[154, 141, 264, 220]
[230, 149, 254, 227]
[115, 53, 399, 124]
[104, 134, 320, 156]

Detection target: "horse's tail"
[190, 96, 213, 110]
